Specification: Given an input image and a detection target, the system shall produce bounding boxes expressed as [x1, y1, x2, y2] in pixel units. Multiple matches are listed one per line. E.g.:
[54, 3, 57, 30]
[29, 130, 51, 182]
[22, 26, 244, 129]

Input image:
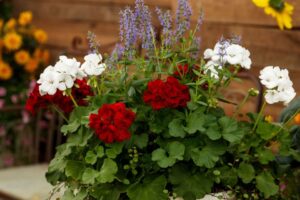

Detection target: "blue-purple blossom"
[191, 37, 201, 59]
[156, 8, 173, 47]
[120, 7, 138, 52]
[134, 0, 155, 54]
[106, 44, 125, 68]
[175, 0, 192, 40]
[87, 31, 100, 53]
[217, 37, 231, 66]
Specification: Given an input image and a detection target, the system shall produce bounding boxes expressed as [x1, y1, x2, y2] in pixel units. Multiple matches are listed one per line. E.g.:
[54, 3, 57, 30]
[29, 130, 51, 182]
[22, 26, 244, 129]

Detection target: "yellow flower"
[3, 32, 22, 50]
[252, 0, 293, 30]
[34, 29, 48, 44]
[15, 50, 30, 65]
[0, 61, 13, 80]
[265, 115, 274, 123]
[25, 58, 39, 73]
[4, 18, 16, 30]
[18, 11, 33, 26]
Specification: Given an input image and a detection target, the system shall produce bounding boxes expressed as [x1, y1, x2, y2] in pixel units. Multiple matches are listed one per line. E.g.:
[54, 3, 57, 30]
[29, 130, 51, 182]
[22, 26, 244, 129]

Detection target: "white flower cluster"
[38, 53, 106, 96]
[259, 66, 296, 105]
[203, 41, 252, 79]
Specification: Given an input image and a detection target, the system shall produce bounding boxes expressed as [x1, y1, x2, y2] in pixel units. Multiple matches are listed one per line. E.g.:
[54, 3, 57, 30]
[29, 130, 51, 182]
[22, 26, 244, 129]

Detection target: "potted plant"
[26, 0, 300, 199]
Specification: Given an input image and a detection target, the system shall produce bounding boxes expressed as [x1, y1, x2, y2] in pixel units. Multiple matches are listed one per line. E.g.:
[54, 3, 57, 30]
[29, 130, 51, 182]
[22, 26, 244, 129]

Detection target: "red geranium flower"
[173, 64, 189, 77]
[143, 76, 190, 110]
[89, 102, 135, 143]
[25, 79, 93, 115]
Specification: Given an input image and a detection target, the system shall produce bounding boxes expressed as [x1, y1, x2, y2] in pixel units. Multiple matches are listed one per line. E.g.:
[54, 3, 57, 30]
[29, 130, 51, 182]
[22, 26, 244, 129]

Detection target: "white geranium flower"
[204, 41, 251, 69]
[225, 44, 244, 65]
[54, 56, 81, 78]
[57, 73, 74, 91]
[260, 66, 296, 105]
[38, 69, 60, 96]
[204, 61, 222, 79]
[204, 49, 214, 59]
[259, 66, 281, 89]
[80, 53, 106, 76]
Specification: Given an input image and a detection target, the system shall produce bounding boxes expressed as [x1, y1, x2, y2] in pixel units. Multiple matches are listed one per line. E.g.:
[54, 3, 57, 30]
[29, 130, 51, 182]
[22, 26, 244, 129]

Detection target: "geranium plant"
[26, 0, 299, 199]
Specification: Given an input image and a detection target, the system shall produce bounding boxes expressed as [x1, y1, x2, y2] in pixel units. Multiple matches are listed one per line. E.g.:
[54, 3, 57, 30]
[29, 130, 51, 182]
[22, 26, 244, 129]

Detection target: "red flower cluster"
[25, 79, 93, 114]
[173, 64, 189, 78]
[143, 76, 190, 110]
[89, 103, 135, 143]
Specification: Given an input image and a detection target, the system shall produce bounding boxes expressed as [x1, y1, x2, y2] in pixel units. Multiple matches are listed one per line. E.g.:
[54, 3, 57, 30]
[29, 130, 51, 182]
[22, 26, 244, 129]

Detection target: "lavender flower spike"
[175, 0, 192, 39]
[120, 7, 138, 52]
[156, 8, 173, 47]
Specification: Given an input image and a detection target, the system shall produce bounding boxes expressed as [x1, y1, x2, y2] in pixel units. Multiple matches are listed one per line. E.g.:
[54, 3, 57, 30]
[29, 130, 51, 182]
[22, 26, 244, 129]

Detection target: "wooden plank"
[34, 20, 119, 51]
[12, 0, 171, 23]
[172, 0, 300, 27]
[27, 0, 172, 8]
[199, 22, 300, 69]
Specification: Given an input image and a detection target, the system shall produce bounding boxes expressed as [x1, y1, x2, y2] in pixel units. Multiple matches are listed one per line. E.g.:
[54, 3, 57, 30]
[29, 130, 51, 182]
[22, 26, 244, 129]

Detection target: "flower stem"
[233, 93, 250, 118]
[252, 100, 267, 132]
[69, 93, 78, 107]
[52, 106, 68, 122]
[275, 107, 300, 135]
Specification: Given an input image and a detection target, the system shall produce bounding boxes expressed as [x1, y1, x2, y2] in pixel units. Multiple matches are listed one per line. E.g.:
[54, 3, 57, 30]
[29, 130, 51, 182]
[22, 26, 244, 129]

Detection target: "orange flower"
[34, 29, 48, 44]
[18, 11, 33, 26]
[15, 50, 30, 65]
[4, 19, 16, 30]
[25, 59, 39, 73]
[0, 19, 3, 29]
[34, 48, 50, 64]
[3, 32, 22, 50]
[294, 113, 300, 125]
[0, 61, 13, 80]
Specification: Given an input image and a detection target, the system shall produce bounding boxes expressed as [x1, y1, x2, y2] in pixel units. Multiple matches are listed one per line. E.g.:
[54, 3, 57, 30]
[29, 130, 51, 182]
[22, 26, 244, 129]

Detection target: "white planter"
[170, 192, 232, 200]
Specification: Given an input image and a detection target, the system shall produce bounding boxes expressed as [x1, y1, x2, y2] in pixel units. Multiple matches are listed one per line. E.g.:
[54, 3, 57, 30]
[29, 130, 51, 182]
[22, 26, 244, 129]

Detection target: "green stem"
[252, 101, 267, 132]
[275, 107, 300, 135]
[233, 93, 250, 118]
[52, 106, 68, 122]
[69, 93, 79, 107]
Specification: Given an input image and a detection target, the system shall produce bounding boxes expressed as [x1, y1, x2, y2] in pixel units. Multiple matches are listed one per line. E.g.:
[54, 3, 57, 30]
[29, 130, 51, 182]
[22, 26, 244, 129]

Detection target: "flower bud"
[248, 88, 259, 97]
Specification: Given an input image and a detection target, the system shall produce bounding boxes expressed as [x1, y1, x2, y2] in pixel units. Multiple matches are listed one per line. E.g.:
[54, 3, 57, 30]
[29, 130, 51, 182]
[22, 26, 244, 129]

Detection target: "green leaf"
[133, 134, 149, 149]
[152, 149, 175, 168]
[191, 143, 226, 168]
[256, 148, 275, 164]
[237, 163, 255, 184]
[219, 116, 245, 143]
[184, 110, 206, 134]
[106, 143, 124, 159]
[127, 176, 168, 200]
[256, 172, 279, 198]
[168, 141, 185, 160]
[67, 127, 93, 147]
[82, 168, 99, 184]
[90, 184, 123, 200]
[169, 119, 186, 138]
[152, 142, 185, 168]
[61, 120, 80, 135]
[96, 158, 118, 183]
[219, 166, 238, 187]
[96, 146, 104, 158]
[73, 189, 88, 200]
[61, 189, 74, 200]
[257, 122, 279, 140]
[205, 123, 221, 140]
[169, 164, 213, 200]
[85, 151, 97, 165]
[65, 160, 85, 180]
